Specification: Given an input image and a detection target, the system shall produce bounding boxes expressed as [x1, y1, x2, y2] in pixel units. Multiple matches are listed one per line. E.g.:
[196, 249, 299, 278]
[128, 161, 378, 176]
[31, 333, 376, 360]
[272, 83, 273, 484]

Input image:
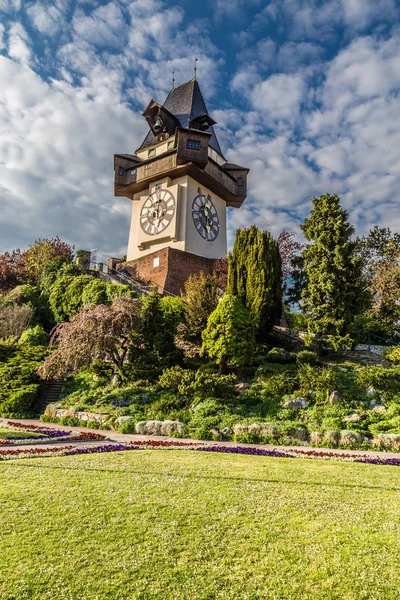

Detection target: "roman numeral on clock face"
[140, 189, 176, 236]
[192, 194, 219, 241]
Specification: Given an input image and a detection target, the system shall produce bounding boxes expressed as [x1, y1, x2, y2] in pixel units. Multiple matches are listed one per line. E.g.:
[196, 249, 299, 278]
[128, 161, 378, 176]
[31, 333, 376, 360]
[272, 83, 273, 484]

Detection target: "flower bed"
[0, 421, 106, 445]
[1, 436, 400, 467]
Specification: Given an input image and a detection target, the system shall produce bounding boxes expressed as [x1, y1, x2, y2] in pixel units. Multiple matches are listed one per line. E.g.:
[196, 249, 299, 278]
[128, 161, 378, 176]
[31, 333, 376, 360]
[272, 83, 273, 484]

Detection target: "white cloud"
[0, 0, 21, 12]
[251, 73, 306, 125]
[0, 55, 147, 254]
[341, 0, 398, 31]
[26, 1, 66, 35]
[0, 23, 4, 50]
[225, 29, 400, 244]
[73, 2, 127, 48]
[7, 22, 31, 64]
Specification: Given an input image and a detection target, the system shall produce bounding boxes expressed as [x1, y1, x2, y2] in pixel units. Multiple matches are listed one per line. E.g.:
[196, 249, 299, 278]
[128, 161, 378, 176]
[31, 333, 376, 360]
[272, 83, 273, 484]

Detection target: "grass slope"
[0, 428, 43, 439]
[1, 451, 400, 599]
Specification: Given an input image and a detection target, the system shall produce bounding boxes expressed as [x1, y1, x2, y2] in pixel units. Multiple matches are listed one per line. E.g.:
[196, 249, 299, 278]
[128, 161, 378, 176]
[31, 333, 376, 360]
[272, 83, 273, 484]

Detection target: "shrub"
[296, 350, 318, 365]
[158, 366, 193, 391]
[191, 426, 216, 440]
[383, 347, 400, 365]
[266, 347, 295, 363]
[59, 416, 80, 427]
[0, 304, 33, 339]
[19, 325, 49, 347]
[180, 372, 237, 400]
[120, 421, 136, 434]
[260, 373, 297, 399]
[357, 366, 400, 397]
[0, 384, 39, 414]
[297, 364, 339, 401]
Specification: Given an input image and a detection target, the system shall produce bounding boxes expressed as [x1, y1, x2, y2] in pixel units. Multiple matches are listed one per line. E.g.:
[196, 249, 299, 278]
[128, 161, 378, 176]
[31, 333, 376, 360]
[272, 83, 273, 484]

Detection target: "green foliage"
[159, 296, 184, 332]
[299, 194, 370, 350]
[296, 350, 319, 365]
[266, 347, 295, 363]
[227, 226, 283, 340]
[357, 366, 400, 397]
[177, 272, 218, 357]
[259, 373, 297, 399]
[19, 325, 49, 347]
[40, 256, 78, 296]
[384, 347, 400, 364]
[0, 343, 47, 415]
[180, 373, 236, 400]
[129, 293, 182, 377]
[201, 295, 255, 371]
[81, 278, 108, 306]
[105, 283, 133, 303]
[158, 366, 190, 391]
[297, 363, 339, 400]
[49, 272, 132, 323]
[159, 366, 236, 400]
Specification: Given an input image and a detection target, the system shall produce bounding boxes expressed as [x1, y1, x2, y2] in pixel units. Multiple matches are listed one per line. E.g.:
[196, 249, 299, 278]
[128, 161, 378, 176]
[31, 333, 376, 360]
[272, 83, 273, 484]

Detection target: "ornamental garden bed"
[0, 421, 106, 446]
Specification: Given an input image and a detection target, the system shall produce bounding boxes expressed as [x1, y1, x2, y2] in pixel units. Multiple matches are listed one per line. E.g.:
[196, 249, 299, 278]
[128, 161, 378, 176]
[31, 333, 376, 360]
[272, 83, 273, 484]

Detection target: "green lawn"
[0, 428, 43, 439]
[1, 451, 400, 600]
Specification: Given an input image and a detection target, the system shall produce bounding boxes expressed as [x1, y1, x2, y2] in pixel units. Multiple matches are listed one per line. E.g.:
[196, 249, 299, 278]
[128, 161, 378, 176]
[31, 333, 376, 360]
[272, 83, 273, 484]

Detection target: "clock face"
[140, 189, 175, 236]
[192, 195, 219, 241]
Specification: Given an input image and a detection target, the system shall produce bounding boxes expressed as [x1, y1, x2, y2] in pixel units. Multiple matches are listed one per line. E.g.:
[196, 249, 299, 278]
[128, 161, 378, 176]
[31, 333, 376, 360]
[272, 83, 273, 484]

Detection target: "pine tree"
[227, 226, 282, 341]
[201, 295, 254, 374]
[300, 194, 369, 350]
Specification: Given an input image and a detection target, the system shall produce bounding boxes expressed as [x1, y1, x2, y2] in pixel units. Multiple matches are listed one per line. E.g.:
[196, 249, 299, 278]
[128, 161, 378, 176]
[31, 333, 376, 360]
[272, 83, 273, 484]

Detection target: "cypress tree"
[227, 226, 282, 341]
[300, 193, 369, 350]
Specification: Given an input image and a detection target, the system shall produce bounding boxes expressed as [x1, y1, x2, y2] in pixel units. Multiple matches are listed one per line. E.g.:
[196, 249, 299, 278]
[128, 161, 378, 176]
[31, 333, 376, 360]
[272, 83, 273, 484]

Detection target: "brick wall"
[122, 247, 216, 295]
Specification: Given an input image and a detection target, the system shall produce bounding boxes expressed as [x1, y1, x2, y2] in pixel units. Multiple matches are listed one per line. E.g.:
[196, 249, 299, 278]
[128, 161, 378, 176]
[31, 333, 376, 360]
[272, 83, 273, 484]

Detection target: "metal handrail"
[367, 332, 400, 349]
[101, 264, 178, 297]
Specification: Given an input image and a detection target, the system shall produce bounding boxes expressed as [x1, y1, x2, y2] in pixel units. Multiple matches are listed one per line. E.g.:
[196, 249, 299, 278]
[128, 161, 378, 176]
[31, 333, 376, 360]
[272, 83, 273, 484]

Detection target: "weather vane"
[194, 57, 198, 81]
[172, 70, 175, 89]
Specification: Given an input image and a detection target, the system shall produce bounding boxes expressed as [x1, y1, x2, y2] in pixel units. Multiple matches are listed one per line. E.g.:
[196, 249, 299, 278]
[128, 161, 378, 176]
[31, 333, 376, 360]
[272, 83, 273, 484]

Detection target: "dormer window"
[187, 139, 201, 151]
[148, 149, 156, 158]
[118, 167, 124, 176]
[167, 140, 175, 150]
[237, 177, 243, 186]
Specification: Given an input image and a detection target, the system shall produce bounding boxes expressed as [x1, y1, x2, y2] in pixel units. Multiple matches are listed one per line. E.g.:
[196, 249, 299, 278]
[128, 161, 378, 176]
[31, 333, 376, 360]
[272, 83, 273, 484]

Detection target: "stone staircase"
[35, 380, 64, 416]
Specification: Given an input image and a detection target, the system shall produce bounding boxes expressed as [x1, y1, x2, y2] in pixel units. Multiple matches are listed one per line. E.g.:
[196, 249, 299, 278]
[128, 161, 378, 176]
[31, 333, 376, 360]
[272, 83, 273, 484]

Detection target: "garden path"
[1, 418, 400, 460]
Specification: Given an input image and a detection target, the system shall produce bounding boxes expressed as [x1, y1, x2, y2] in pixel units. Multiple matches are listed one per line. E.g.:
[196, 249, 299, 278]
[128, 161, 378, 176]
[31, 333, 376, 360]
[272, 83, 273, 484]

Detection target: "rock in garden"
[111, 373, 121, 386]
[221, 427, 233, 436]
[282, 397, 309, 409]
[343, 413, 367, 423]
[328, 391, 342, 404]
[235, 382, 250, 395]
[373, 405, 388, 414]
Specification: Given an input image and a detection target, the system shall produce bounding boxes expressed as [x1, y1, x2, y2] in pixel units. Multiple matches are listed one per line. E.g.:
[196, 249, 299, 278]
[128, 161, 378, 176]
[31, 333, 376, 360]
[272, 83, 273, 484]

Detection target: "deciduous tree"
[38, 297, 143, 379]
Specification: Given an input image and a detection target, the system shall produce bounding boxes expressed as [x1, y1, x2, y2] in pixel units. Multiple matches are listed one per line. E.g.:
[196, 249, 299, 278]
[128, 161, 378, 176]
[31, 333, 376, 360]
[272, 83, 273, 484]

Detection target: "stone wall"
[45, 405, 110, 424]
[122, 247, 216, 296]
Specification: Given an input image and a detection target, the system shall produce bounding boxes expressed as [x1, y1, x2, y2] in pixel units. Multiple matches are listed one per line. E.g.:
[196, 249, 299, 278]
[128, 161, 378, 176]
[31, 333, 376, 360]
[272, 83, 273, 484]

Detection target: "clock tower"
[114, 78, 249, 295]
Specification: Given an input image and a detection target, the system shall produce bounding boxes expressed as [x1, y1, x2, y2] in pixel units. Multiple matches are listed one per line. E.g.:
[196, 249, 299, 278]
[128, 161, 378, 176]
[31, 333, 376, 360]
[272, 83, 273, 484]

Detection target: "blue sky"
[0, 0, 399, 258]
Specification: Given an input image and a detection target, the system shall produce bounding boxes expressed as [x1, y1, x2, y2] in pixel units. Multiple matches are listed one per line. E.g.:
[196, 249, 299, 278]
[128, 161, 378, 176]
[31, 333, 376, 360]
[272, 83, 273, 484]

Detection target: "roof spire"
[172, 70, 175, 89]
[194, 57, 198, 81]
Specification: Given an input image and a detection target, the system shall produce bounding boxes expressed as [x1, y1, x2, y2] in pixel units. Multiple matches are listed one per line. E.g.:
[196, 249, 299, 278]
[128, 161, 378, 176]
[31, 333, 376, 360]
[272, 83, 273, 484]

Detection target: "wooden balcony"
[114, 146, 248, 208]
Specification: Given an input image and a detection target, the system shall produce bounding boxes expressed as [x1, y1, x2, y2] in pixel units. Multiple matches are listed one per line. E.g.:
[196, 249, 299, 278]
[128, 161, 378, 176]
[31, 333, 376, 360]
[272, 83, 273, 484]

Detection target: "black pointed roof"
[138, 79, 223, 156]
